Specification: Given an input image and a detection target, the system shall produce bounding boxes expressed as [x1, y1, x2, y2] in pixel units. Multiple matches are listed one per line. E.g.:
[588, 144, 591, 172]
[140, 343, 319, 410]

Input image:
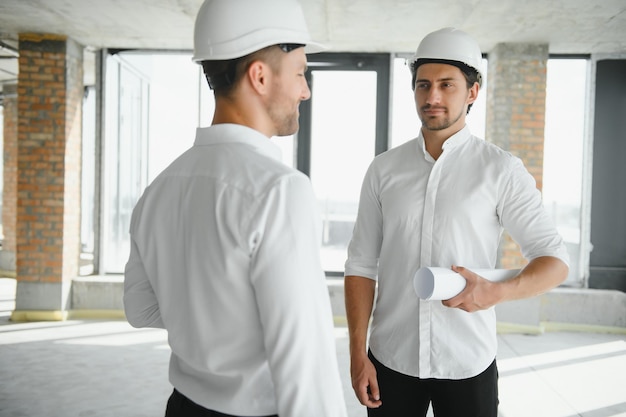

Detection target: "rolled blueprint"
[413, 267, 520, 301]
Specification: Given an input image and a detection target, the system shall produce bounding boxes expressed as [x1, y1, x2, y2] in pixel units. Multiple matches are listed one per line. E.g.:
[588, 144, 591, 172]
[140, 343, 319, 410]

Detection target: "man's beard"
[274, 113, 299, 137]
[269, 101, 300, 137]
[419, 105, 464, 131]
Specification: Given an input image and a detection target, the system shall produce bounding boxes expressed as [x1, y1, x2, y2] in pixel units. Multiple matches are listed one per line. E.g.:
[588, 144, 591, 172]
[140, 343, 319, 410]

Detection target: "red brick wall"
[486, 43, 549, 270]
[16, 33, 82, 284]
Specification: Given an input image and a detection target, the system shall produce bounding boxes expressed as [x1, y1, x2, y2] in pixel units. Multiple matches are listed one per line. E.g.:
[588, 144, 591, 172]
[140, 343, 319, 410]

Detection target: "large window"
[80, 86, 96, 274]
[92, 52, 590, 282]
[100, 52, 213, 273]
[118, 53, 214, 183]
[309, 70, 378, 272]
[543, 58, 589, 286]
[299, 53, 390, 273]
[102, 55, 150, 272]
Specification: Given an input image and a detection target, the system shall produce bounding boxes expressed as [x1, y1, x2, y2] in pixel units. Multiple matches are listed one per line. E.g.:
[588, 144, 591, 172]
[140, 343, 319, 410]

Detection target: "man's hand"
[443, 257, 568, 312]
[442, 265, 504, 312]
[350, 353, 382, 408]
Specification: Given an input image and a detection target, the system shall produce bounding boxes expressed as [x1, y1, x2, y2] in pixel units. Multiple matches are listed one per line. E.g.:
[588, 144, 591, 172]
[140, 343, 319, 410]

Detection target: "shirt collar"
[194, 124, 283, 162]
[417, 125, 472, 161]
[441, 125, 471, 150]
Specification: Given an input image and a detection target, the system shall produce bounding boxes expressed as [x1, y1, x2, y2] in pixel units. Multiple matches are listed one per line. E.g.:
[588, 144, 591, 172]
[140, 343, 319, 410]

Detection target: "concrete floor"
[1, 278, 625, 417]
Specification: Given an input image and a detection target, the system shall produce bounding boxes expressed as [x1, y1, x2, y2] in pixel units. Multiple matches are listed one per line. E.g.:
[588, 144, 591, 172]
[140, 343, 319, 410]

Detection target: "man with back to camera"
[123, 1, 348, 416]
[344, 27, 570, 417]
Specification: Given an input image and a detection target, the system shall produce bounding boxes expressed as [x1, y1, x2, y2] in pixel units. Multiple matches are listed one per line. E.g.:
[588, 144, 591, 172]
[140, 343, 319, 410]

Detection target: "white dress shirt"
[345, 126, 569, 380]
[124, 124, 347, 417]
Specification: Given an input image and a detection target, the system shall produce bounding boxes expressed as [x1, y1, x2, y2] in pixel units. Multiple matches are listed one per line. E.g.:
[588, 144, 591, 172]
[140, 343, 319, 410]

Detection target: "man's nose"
[302, 80, 311, 101]
[426, 87, 441, 104]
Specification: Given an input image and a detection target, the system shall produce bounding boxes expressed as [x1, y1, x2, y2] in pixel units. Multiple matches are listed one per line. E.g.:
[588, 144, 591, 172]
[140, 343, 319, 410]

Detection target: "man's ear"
[247, 61, 269, 95]
[467, 81, 479, 105]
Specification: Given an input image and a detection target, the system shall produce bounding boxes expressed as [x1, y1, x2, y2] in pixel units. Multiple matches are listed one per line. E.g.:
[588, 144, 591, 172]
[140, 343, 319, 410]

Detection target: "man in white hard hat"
[344, 27, 569, 416]
[123, 1, 347, 416]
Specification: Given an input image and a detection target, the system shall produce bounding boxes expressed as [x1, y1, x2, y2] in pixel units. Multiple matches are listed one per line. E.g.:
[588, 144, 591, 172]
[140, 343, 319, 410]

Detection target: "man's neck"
[212, 96, 274, 138]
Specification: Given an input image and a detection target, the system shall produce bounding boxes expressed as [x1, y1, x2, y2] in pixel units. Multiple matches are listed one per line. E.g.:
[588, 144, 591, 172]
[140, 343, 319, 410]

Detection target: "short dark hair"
[201, 44, 304, 97]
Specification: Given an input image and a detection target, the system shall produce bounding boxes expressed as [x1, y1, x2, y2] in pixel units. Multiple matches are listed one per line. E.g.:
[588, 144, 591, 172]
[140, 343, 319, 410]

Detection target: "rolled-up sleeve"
[344, 163, 382, 279]
[498, 158, 570, 266]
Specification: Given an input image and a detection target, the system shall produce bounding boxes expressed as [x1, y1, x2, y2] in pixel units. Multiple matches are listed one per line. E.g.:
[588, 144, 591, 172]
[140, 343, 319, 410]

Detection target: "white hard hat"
[409, 27, 484, 86]
[192, 0, 326, 62]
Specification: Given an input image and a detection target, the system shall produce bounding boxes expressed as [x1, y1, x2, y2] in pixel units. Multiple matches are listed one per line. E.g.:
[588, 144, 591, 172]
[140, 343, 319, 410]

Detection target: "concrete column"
[12, 33, 83, 321]
[1, 84, 17, 277]
[485, 43, 549, 269]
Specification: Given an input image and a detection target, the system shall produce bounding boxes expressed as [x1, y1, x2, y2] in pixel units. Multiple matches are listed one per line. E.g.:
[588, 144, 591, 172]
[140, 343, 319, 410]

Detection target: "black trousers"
[367, 350, 499, 417]
[165, 389, 278, 417]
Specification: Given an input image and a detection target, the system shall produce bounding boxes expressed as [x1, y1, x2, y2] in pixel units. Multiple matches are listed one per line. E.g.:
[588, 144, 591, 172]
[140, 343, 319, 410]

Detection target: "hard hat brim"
[193, 38, 328, 62]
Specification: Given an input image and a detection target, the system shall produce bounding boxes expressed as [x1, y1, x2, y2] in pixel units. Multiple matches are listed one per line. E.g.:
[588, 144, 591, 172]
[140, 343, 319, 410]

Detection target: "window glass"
[103, 56, 149, 272]
[80, 86, 96, 274]
[121, 53, 212, 182]
[309, 70, 378, 272]
[544, 58, 588, 285]
[103, 52, 214, 273]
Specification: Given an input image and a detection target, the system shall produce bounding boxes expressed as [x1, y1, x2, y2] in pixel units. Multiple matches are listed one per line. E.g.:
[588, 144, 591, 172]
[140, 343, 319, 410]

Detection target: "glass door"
[102, 55, 150, 273]
[298, 53, 390, 273]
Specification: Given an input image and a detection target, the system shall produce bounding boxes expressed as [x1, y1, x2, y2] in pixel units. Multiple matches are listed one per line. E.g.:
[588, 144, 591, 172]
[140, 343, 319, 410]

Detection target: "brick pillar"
[12, 34, 83, 321]
[485, 43, 549, 270]
[1, 84, 18, 277]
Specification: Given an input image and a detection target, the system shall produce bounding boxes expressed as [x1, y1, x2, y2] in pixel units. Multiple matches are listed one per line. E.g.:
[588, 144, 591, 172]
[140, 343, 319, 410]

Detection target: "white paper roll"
[413, 267, 520, 301]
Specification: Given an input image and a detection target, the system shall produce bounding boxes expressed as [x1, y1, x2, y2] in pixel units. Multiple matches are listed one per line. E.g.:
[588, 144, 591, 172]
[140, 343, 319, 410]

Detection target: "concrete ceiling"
[1, 0, 626, 87]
